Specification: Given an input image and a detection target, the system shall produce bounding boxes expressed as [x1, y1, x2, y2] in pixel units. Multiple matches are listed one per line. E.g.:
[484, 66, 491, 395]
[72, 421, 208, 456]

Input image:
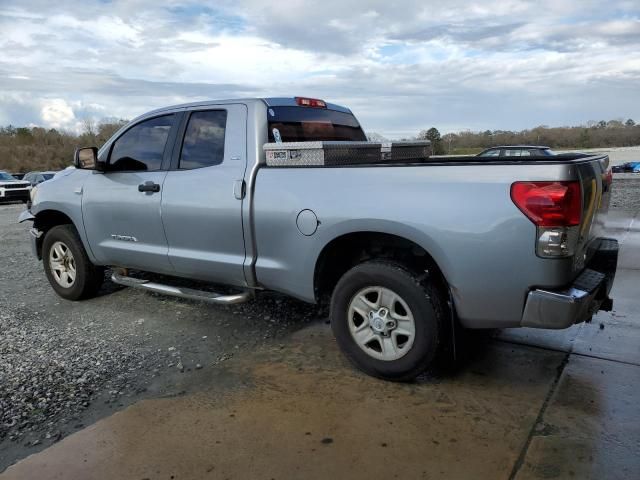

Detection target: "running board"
[111, 272, 251, 305]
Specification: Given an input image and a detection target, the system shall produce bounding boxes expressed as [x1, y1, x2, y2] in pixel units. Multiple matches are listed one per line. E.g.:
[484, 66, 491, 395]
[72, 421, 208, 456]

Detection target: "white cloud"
[40, 99, 76, 129]
[0, 0, 639, 138]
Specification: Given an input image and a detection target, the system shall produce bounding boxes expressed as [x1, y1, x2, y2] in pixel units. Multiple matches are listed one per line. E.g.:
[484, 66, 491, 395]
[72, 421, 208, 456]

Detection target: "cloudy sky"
[1, 0, 639, 138]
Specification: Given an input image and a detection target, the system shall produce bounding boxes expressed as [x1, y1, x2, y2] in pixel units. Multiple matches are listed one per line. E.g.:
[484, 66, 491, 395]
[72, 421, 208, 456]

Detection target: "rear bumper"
[521, 238, 618, 329]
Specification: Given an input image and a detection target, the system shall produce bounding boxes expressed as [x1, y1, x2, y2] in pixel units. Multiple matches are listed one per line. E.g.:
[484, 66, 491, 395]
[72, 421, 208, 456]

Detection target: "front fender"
[25, 170, 97, 264]
[18, 210, 35, 223]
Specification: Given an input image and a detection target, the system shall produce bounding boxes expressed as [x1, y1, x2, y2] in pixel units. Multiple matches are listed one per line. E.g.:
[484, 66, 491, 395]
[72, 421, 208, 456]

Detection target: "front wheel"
[42, 224, 104, 300]
[330, 260, 445, 381]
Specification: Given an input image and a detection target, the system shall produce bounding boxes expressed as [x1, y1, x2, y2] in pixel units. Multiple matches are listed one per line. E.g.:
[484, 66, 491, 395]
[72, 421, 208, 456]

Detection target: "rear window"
[267, 106, 366, 143]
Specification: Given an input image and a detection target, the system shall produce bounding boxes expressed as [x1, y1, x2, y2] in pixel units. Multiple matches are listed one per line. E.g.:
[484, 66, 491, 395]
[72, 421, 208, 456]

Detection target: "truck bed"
[252, 154, 610, 329]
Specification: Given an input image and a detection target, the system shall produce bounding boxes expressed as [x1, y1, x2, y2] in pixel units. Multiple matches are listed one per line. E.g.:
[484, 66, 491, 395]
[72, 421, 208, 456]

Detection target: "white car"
[0, 171, 31, 203]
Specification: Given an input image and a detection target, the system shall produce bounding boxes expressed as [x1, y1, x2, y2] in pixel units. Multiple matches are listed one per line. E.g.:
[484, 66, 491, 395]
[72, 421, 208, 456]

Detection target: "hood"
[0, 180, 30, 187]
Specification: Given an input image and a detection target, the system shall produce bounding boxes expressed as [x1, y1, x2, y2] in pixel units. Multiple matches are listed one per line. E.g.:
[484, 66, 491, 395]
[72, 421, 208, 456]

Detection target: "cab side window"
[179, 110, 227, 169]
[109, 115, 174, 172]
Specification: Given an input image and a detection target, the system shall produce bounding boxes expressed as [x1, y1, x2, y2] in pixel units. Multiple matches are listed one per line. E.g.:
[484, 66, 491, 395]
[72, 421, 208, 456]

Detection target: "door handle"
[233, 179, 246, 200]
[138, 181, 160, 193]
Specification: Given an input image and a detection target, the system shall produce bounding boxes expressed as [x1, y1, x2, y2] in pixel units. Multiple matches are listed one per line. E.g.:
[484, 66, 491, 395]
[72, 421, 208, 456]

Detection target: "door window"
[109, 115, 174, 172]
[179, 110, 227, 169]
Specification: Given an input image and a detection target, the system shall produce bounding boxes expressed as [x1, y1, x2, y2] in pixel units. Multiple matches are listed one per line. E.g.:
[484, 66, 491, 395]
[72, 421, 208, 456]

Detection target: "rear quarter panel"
[253, 162, 582, 328]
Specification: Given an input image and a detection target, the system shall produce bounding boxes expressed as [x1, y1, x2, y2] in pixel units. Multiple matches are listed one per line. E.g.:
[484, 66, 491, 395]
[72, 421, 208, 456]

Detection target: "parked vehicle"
[23, 171, 57, 186]
[477, 145, 557, 157]
[611, 162, 640, 173]
[18, 97, 618, 380]
[0, 171, 31, 203]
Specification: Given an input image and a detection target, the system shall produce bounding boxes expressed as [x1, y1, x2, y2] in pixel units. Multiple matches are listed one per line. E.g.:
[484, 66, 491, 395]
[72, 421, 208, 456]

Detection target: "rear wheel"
[42, 225, 104, 300]
[330, 260, 445, 381]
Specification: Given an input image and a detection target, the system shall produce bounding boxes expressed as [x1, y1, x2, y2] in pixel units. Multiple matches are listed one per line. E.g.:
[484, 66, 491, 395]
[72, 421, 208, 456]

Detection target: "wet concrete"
[2, 326, 564, 480]
[2, 210, 639, 479]
[507, 210, 640, 479]
[514, 356, 640, 480]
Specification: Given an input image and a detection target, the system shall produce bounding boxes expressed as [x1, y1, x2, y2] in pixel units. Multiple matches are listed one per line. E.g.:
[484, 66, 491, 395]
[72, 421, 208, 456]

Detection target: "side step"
[111, 272, 251, 305]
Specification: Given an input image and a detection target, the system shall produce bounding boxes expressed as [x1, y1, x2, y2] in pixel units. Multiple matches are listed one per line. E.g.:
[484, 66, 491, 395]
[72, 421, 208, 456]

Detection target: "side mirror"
[74, 147, 104, 171]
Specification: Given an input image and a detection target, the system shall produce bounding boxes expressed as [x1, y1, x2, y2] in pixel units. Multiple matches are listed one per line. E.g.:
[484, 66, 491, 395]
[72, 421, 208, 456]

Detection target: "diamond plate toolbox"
[264, 141, 382, 167]
[264, 140, 431, 167]
[380, 141, 431, 162]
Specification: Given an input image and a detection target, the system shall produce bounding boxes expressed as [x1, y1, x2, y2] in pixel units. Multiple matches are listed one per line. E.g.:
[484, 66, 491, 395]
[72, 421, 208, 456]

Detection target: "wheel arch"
[33, 209, 83, 260]
[313, 230, 451, 304]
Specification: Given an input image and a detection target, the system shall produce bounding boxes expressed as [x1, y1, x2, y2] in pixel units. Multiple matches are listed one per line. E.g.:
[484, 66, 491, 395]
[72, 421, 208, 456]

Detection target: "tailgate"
[573, 155, 612, 273]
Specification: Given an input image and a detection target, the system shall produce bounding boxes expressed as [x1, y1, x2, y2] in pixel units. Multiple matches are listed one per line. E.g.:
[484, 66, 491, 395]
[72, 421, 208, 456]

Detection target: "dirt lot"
[1, 176, 639, 479]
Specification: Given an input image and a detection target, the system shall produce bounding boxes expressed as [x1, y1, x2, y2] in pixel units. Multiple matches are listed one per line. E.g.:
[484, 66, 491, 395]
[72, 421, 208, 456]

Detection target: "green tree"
[418, 127, 445, 155]
[626, 119, 636, 127]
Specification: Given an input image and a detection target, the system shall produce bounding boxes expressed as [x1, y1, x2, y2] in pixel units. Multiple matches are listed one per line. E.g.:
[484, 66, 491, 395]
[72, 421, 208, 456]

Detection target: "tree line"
[417, 119, 640, 155]
[1, 117, 639, 172]
[0, 119, 127, 173]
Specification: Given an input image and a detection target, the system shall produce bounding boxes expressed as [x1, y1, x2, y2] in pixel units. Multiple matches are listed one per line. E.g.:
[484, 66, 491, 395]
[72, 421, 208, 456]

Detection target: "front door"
[161, 104, 248, 286]
[82, 114, 179, 273]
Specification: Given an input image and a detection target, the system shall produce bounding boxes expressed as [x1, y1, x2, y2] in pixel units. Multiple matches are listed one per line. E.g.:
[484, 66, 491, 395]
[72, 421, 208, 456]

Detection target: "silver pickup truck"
[19, 97, 618, 380]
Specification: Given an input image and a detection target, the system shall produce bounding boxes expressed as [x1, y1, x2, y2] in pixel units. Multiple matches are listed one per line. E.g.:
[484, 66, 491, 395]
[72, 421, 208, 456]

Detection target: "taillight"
[295, 97, 327, 108]
[603, 168, 613, 190]
[511, 181, 582, 227]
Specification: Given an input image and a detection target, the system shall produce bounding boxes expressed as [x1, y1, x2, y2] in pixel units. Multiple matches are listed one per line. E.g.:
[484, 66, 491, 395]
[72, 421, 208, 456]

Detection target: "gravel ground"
[611, 174, 640, 211]
[0, 202, 320, 469]
[0, 300, 158, 445]
[0, 289, 319, 450]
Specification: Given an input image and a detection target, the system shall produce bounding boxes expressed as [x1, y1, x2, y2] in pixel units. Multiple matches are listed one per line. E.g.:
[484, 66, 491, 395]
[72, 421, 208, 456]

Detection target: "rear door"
[161, 104, 248, 286]
[82, 114, 179, 273]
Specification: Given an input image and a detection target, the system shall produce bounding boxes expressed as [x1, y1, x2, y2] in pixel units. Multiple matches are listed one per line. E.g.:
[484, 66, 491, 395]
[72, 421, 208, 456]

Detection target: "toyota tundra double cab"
[19, 97, 618, 380]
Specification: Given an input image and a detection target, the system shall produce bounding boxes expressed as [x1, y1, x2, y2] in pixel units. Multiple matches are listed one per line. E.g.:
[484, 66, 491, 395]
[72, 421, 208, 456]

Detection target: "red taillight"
[603, 168, 613, 186]
[511, 181, 582, 227]
[295, 97, 327, 108]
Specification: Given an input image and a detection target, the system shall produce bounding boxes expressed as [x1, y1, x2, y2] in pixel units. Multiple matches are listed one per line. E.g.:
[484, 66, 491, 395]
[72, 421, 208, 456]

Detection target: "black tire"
[42, 224, 104, 300]
[330, 260, 445, 381]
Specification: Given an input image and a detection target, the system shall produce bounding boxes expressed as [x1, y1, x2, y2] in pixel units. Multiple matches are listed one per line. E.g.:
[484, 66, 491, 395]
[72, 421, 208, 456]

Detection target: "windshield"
[267, 106, 367, 142]
[42, 173, 54, 180]
[0, 172, 17, 181]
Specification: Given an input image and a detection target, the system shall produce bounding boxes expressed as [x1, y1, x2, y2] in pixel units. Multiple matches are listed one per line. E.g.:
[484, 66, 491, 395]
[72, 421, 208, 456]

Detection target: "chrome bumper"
[521, 238, 618, 329]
